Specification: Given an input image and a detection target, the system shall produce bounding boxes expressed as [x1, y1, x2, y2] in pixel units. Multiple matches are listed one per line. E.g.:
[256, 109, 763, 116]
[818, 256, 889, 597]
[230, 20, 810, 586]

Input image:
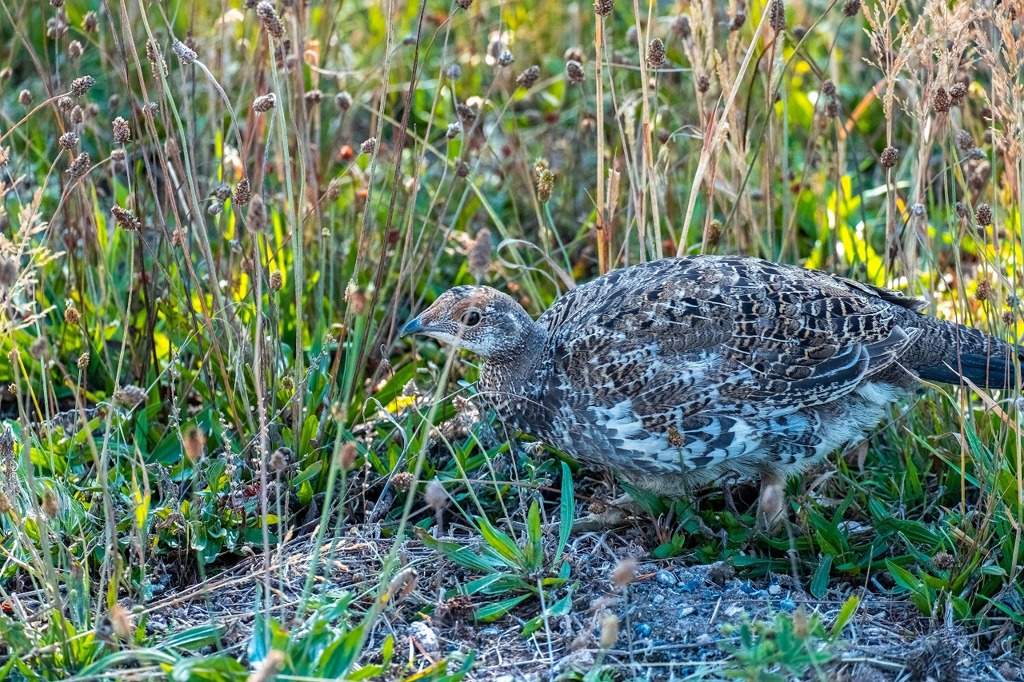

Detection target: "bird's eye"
[463, 310, 481, 326]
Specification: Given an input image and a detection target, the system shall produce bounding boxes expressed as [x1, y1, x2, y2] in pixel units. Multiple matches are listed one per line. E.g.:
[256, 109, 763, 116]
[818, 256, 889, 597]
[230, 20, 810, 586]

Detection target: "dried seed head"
[111, 205, 141, 231]
[304, 89, 322, 105]
[976, 203, 992, 227]
[455, 159, 470, 177]
[113, 384, 147, 407]
[386, 567, 417, 603]
[534, 161, 554, 202]
[183, 427, 205, 464]
[392, 471, 413, 492]
[64, 303, 80, 325]
[880, 146, 898, 169]
[497, 49, 514, 67]
[697, 74, 710, 93]
[335, 91, 353, 110]
[213, 183, 232, 201]
[842, 0, 860, 16]
[769, 0, 785, 32]
[954, 201, 968, 219]
[83, 11, 98, 32]
[456, 102, 476, 124]
[672, 14, 691, 39]
[933, 86, 951, 114]
[968, 147, 985, 161]
[564, 47, 584, 63]
[57, 96, 74, 111]
[455, 0, 473, 8]
[468, 227, 492, 279]
[0, 67, 10, 80]
[207, 203, 222, 216]
[339, 441, 358, 470]
[821, 80, 836, 97]
[0, 256, 18, 288]
[18, 89, 32, 106]
[172, 38, 197, 66]
[594, 0, 613, 17]
[599, 614, 619, 648]
[445, 63, 462, 80]
[247, 651, 284, 682]
[647, 38, 666, 68]
[253, 93, 276, 113]
[58, 131, 79, 150]
[516, 65, 540, 89]
[424, 479, 447, 512]
[565, 59, 585, 84]
[256, 1, 285, 39]
[28, 338, 46, 361]
[70, 105, 85, 125]
[949, 82, 967, 101]
[932, 552, 955, 571]
[247, 193, 266, 231]
[730, 11, 746, 31]
[446, 121, 462, 139]
[611, 557, 637, 586]
[348, 287, 367, 315]
[359, 137, 376, 155]
[234, 178, 252, 206]
[706, 219, 722, 247]
[268, 448, 289, 473]
[825, 98, 839, 118]
[625, 26, 638, 45]
[955, 129, 973, 152]
[42, 490, 59, 519]
[269, 270, 283, 291]
[112, 116, 131, 144]
[77, 352, 89, 370]
[975, 279, 991, 302]
[70, 75, 95, 97]
[67, 151, 91, 180]
[68, 40, 83, 60]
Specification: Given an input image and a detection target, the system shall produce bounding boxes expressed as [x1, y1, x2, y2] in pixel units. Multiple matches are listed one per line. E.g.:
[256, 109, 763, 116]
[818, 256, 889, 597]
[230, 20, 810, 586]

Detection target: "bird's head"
[400, 285, 536, 359]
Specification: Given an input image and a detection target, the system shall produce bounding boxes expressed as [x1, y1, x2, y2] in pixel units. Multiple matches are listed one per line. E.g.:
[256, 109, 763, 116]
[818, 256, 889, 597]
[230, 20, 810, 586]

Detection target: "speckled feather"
[407, 256, 1019, 497]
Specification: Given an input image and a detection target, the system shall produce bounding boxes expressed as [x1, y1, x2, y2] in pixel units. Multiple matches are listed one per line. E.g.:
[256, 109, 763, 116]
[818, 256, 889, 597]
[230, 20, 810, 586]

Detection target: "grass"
[0, 0, 1022, 679]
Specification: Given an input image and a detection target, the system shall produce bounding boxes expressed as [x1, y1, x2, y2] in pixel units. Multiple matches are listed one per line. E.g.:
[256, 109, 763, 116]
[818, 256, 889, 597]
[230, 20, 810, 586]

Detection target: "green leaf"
[830, 595, 860, 641]
[475, 594, 531, 622]
[476, 516, 527, 570]
[810, 555, 832, 600]
[160, 623, 226, 651]
[555, 462, 574, 564]
[170, 655, 247, 681]
[524, 501, 544, 573]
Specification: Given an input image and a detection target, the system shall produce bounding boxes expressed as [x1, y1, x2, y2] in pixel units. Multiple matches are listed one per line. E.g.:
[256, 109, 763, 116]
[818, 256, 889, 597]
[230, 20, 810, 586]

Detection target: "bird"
[401, 256, 1020, 529]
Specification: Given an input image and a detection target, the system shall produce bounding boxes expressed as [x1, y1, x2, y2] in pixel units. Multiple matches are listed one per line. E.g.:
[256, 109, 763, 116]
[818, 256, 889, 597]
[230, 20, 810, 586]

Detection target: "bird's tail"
[909, 316, 1020, 389]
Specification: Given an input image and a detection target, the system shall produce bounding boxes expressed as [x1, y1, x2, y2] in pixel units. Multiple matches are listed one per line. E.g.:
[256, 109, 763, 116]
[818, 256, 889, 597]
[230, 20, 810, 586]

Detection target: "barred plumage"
[402, 256, 1020, 528]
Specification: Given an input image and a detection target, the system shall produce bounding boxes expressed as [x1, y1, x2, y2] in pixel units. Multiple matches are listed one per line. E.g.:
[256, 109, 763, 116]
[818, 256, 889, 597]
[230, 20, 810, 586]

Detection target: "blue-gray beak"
[400, 317, 424, 338]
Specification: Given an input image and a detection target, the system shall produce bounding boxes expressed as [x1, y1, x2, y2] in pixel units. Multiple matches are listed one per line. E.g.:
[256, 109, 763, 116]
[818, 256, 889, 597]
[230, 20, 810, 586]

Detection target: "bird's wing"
[541, 257, 917, 469]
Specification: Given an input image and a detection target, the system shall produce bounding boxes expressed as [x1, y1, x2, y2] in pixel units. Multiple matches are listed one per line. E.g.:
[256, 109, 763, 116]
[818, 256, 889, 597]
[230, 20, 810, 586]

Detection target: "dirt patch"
[140, 525, 1020, 680]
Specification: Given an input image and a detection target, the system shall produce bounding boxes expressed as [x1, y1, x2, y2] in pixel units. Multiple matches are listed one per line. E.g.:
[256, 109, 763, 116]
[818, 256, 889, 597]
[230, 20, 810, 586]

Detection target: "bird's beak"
[400, 316, 424, 338]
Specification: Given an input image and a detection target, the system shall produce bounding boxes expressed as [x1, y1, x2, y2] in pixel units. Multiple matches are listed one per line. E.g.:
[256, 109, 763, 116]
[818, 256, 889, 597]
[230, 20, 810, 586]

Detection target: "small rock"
[779, 597, 797, 612]
[679, 579, 701, 593]
[706, 561, 735, 586]
[695, 633, 712, 646]
[681, 606, 695, 616]
[634, 622, 652, 637]
[480, 626, 500, 638]
[651, 594, 665, 605]
[656, 569, 678, 587]
[408, 621, 439, 654]
[768, 584, 782, 596]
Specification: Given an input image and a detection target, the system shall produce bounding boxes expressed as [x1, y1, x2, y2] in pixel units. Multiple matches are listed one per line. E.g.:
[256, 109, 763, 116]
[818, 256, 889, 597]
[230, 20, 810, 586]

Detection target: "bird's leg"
[572, 494, 643, 532]
[719, 473, 741, 515]
[756, 471, 787, 532]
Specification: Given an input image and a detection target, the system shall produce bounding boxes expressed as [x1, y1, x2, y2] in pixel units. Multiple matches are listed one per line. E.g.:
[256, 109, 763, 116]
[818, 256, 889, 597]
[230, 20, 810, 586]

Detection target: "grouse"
[401, 256, 1019, 528]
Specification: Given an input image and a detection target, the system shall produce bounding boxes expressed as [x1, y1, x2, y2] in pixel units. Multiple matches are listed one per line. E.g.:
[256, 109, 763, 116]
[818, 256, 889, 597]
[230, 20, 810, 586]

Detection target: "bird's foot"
[756, 473, 787, 532]
[573, 494, 642, 532]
